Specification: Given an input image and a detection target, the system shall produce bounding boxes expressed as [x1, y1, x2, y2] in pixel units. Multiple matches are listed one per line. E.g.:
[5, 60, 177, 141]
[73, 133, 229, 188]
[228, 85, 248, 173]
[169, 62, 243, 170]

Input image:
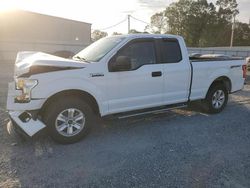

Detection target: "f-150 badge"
[90, 73, 104, 77]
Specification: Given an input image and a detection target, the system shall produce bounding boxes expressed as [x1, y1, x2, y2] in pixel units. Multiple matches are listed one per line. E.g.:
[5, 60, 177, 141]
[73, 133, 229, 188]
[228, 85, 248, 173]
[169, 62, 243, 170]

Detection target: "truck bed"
[189, 58, 245, 101]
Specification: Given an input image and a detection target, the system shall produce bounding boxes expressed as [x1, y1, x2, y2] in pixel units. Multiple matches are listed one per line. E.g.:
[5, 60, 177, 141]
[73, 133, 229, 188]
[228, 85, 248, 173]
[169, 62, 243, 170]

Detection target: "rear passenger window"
[160, 39, 182, 63]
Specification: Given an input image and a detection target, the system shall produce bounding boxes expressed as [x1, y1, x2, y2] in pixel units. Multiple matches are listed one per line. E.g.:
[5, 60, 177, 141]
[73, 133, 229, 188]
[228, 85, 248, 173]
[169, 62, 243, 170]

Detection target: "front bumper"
[7, 81, 46, 136]
[9, 111, 46, 137]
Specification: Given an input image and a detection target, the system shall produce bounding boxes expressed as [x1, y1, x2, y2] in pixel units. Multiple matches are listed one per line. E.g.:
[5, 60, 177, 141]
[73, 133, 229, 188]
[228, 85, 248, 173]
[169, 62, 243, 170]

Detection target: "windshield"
[73, 36, 126, 62]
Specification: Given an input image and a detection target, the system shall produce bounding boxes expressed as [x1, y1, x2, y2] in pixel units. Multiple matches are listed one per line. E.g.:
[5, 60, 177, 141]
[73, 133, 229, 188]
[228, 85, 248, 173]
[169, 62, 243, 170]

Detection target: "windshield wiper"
[73, 56, 90, 63]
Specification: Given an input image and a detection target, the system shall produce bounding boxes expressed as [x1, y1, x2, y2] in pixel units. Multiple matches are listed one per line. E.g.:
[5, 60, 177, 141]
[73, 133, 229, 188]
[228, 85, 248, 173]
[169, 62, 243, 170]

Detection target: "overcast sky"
[0, 0, 249, 34]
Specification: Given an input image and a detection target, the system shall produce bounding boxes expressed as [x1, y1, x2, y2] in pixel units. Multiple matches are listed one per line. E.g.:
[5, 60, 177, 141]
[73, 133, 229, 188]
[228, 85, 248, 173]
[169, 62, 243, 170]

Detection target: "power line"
[130, 15, 157, 33]
[130, 15, 150, 25]
[95, 18, 127, 31]
[93, 15, 153, 33]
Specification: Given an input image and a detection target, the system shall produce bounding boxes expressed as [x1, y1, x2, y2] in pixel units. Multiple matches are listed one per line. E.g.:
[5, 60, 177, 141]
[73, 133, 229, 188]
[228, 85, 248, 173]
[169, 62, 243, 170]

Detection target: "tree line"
[146, 0, 249, 47]
[91, 0, 250, 47]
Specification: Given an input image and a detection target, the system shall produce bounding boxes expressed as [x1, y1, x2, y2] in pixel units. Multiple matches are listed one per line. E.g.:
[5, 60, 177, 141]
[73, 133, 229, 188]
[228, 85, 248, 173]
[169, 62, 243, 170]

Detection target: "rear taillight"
[242, 65, 247, 79]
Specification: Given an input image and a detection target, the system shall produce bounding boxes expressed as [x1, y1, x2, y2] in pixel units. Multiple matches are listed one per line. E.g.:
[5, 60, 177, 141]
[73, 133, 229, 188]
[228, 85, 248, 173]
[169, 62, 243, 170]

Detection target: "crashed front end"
[6, 51, 86, 137]
[7, 81, 46, 137]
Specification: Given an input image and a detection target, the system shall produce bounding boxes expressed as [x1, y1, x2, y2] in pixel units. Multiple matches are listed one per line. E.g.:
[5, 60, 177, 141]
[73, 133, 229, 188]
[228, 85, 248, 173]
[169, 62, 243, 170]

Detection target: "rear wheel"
[203, 83, 228, 114]
[43, 97, 93, 144]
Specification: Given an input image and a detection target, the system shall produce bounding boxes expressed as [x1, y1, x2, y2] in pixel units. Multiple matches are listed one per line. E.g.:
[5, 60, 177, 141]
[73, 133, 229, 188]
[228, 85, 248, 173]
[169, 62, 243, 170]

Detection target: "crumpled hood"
[15, 51, 88, 77]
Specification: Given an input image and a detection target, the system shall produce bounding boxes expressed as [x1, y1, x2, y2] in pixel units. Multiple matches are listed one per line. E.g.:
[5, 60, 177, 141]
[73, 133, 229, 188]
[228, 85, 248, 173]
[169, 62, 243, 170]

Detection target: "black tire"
[43, 97, 93, 144]
[7, 120, 26, 142]
[203, 83, 228, 114]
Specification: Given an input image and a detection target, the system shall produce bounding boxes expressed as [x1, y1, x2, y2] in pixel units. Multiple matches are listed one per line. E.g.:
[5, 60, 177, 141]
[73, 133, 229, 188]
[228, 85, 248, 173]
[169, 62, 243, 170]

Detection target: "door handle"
[152, 71, 162, 77]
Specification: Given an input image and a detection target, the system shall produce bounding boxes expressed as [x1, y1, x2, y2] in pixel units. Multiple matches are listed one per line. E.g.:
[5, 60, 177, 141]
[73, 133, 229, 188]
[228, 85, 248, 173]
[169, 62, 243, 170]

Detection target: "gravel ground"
[0, 75, 250, 188]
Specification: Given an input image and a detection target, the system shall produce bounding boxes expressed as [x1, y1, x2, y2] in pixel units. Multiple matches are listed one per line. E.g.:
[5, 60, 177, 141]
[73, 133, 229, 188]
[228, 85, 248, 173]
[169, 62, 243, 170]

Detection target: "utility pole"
[128, 14, 130, 34]
[230, 14, 236, 48]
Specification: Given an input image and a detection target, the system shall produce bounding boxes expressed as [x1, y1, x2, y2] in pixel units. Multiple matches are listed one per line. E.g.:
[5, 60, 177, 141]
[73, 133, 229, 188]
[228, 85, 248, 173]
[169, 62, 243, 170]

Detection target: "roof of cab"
[121, 34, 182, 39]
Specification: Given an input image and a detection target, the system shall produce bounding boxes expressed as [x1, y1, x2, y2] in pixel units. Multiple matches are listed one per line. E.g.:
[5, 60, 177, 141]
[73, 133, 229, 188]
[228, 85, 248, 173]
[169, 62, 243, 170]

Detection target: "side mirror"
[111, 56, 131, 71]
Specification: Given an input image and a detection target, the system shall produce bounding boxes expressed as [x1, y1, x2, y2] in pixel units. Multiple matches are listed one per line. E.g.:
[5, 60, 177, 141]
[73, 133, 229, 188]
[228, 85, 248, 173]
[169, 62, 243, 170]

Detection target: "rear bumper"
[8, 111, 46, 137]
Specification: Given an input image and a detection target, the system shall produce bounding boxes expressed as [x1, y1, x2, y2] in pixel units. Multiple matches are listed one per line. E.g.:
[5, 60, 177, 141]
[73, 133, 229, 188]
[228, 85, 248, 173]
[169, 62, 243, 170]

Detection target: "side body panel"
[190, 60, 245, 100]
[106, 64, 164, 114]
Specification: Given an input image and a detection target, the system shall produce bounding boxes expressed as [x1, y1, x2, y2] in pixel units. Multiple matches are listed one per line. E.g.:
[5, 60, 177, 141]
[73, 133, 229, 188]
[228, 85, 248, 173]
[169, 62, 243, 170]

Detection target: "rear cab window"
[159, 38, 182, 63]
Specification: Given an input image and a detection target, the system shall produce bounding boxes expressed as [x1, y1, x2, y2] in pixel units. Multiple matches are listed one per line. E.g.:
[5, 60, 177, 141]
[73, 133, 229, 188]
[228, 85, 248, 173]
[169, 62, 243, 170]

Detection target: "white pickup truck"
[7, 34, 247, 144]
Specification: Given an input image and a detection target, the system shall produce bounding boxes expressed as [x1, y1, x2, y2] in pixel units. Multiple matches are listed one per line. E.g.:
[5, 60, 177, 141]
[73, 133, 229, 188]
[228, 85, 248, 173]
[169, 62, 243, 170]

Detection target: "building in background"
[0, 10, 91, 106]
[0, 10, 91, 61]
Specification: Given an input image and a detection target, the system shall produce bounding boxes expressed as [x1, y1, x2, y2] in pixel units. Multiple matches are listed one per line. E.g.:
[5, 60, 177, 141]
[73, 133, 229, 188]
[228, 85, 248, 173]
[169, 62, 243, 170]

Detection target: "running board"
[116, 103, 188, 119]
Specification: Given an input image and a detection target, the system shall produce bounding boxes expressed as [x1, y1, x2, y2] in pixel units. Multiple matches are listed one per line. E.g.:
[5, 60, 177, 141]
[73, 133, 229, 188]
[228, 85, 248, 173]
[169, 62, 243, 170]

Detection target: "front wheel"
[43, 97, 93, 144]
[203, 84, 228, 114]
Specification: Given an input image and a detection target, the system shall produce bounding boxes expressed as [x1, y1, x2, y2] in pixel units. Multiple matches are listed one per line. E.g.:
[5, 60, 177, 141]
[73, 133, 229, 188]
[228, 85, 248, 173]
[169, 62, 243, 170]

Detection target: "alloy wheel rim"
[212, 90, 225, 109]
[55, 108, 85, 137]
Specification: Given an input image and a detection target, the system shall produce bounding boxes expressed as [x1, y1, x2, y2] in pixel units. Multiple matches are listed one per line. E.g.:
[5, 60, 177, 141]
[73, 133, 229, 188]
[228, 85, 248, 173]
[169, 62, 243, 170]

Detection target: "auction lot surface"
[0, 70, 250, 187]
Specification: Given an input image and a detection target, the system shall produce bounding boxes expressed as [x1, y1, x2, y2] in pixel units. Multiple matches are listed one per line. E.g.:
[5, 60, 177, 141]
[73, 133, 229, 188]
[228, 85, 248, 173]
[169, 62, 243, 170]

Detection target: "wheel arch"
[206, 76, 232, 97]
[39, 89, 100, 117]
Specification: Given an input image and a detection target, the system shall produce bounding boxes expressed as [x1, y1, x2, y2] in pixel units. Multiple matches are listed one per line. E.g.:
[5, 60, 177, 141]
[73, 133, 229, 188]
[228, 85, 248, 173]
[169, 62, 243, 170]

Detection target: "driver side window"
[116, 41, 156, 70]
